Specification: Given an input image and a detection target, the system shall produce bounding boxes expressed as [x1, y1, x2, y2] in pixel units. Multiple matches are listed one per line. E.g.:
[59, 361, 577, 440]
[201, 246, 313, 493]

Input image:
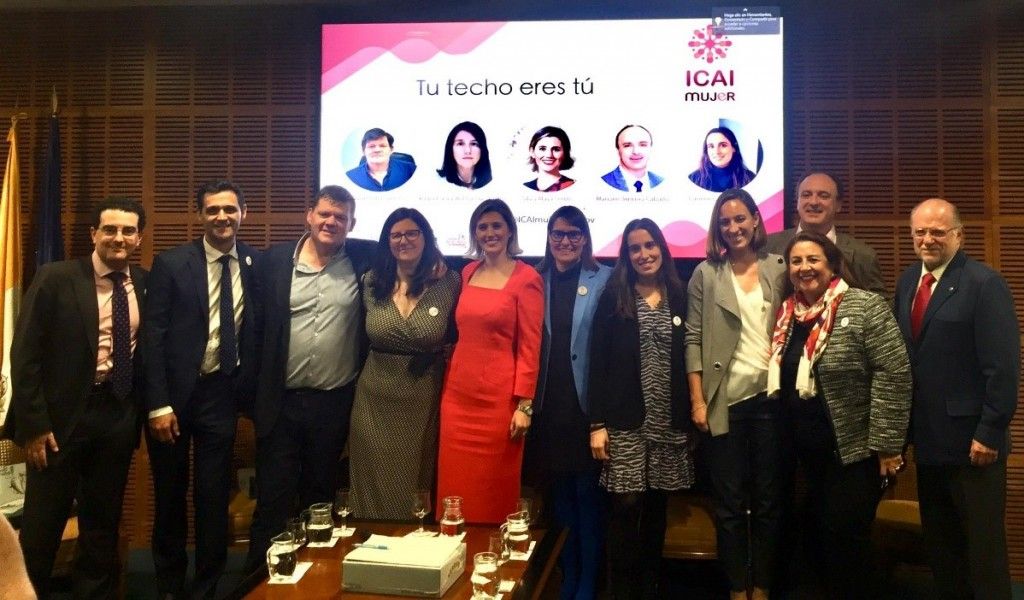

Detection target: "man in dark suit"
[245, 185, 376, 570]
[143, 180, 260, 599]
[8, 197, 147, 598]
[766, 171, 886, 297]
[600, 124, 664, 192]
[895, 198, 1018, 600]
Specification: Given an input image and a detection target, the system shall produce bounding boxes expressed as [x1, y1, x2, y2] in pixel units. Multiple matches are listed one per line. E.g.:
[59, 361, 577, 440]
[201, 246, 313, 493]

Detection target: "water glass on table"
[471, 551, 499, 599]
[334, 488, 352, 535]
[266, 532, 297, 578]
[285, 517, 307, 548]
[410, 489, 432, 536]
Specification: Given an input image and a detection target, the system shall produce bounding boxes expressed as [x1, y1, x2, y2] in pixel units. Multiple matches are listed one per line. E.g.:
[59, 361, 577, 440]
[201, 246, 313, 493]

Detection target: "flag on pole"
[37, 90, 63, 266]
[0, 119, 22, 432]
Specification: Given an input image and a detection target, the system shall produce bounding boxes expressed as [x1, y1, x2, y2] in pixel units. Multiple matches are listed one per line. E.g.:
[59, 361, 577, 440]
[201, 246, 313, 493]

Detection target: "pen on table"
[353, 543, 389, 550]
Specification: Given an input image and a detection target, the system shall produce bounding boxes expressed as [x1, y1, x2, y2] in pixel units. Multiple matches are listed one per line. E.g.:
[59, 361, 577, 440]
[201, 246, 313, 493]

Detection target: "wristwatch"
[516, 403, 534, 417]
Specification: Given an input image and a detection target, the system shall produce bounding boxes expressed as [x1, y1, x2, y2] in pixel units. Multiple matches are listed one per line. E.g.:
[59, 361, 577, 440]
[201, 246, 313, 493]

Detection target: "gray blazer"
[685, 253, 786, 436]
[798, 287, 911, 465]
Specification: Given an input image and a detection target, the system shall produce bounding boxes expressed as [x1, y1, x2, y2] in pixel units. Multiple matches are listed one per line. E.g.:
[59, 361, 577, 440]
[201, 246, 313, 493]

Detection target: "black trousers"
[606, 489, 666, 600]
[792, 448, 883, 599]
[917, 461, 1011, 600]
[245, 384, 354, 571]
[147, 372, 237, 599]
[19, 385, 136, 599]
[704, 394, 785, 592]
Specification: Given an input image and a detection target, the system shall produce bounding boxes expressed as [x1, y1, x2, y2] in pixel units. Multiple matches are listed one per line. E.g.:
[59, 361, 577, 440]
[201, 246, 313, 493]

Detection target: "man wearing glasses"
[8, 198, 147, 597]
[895, 198, 1018, 600]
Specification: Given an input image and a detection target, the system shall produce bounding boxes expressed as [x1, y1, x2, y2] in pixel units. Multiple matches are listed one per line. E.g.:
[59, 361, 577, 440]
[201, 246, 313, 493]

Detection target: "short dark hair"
[527, 126, 575, 171]
[705, 188, 767, 261]
[614, 124, 652, 147]
[536, 205, 598, 273]
[781, 231, 858, 296]
[361, 128, 394, 149]
[797, 170, 844, 203]
[195, 180, 245, 212]
[91, 197, 146, 231]
[466, 198, 522, 259]
[314, 185, 356, 213]
[371, 207, 446, 302]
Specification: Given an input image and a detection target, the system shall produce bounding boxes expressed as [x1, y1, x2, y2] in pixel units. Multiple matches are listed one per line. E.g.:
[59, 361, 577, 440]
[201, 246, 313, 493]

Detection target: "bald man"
[895, 198, 1018, 600]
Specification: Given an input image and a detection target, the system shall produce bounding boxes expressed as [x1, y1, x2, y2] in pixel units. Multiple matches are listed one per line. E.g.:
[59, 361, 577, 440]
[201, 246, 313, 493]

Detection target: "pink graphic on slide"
[689, 24, 732, 64]
[322, 22, 506, 94]
[595, 189, 784, 258]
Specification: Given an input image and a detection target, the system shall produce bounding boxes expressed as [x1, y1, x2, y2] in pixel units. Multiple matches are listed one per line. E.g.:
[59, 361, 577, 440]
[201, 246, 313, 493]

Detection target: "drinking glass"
[334, 488, 352, 534]
[471, 551, 499, 598]
[411, 489, 431, 536]
[266, 532, 297, 579]
[285, 517, 307, 548]
[516, 497, 532, 525]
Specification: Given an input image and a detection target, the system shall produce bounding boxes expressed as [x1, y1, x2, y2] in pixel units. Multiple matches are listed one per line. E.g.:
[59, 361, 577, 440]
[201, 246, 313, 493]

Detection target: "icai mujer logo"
[688, 24, 732, 64]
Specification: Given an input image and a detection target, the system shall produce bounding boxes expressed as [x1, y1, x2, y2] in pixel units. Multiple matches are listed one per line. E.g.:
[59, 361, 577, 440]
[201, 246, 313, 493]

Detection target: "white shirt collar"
[795, 224, 837, 243]
[202, 237, 238, 263]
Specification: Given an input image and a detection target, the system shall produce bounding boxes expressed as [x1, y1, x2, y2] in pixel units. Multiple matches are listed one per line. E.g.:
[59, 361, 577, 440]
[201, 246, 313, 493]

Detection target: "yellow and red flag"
[0, 120, 22, 432]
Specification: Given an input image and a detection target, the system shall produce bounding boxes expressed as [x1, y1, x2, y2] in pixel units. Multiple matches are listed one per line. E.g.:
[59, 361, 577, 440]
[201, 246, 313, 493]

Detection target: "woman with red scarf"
[769, 231, 911, 599]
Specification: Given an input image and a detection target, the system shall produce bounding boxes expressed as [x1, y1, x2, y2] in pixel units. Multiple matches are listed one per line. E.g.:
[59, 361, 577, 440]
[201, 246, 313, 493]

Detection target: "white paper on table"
[344, 534, 463, 567]
[267, 561, 313, 584]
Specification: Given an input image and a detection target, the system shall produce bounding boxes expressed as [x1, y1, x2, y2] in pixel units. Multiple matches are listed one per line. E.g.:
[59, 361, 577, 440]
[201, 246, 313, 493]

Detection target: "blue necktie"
[218, 255, 237, 373]
[634, 180, 643, 192]
[107, 272, 132, 400]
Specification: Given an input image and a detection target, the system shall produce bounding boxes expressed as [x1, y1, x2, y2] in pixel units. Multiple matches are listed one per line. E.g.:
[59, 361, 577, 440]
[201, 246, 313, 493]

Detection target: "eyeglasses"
[912, 227, 960, 240]
[97, 225, 139, 237]
[549, 230, 583, 243]
[389, 229, 422, 242]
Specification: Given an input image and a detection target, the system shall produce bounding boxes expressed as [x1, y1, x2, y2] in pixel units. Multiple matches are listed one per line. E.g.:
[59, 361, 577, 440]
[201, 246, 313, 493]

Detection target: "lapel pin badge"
[578, 285, 588, 296]
[428, 306, 439, 317]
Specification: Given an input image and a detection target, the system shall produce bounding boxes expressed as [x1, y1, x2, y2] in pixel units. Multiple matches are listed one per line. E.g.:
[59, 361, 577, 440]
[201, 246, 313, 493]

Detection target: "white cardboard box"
[342, 535, 466, 597]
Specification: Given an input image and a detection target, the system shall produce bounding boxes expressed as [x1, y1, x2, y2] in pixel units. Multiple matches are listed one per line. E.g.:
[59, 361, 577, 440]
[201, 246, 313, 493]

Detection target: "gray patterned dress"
[349, 269, 460, 519]
[601, 294, 694, 493]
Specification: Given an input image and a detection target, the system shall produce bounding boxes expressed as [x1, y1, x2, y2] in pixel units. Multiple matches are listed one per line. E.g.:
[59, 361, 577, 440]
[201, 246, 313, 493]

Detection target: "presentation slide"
[321, 17, 784, 257]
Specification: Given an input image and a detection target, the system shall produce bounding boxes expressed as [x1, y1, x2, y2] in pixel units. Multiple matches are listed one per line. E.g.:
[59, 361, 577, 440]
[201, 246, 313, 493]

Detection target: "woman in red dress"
[436, 199, 544, 524]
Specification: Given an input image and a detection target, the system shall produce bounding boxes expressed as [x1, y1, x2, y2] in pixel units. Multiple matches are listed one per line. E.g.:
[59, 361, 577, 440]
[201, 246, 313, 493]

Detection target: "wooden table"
[226, 523, 565, 599]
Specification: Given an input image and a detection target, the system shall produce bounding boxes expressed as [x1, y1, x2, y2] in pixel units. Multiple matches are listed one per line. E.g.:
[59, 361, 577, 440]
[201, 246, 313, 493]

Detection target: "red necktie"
[910, 272, 936, 341]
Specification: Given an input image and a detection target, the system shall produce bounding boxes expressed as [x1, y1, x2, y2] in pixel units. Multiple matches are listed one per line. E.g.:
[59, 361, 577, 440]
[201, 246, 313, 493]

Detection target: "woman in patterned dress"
[685, 189, 786, 600]
[349, 208, 460, 520]
[435, 199, 544, 524]
[589, 218, 692, 599]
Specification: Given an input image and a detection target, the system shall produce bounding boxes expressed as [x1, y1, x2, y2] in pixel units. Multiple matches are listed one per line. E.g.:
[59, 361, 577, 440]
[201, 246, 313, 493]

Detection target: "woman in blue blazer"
[685, 189, 786, 600]
[526, 205, 611, 600]
[589, 219, 692, 599]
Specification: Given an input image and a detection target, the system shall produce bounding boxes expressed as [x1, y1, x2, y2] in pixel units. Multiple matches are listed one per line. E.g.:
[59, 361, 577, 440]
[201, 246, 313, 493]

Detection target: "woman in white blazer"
[685, 188, 786, 600]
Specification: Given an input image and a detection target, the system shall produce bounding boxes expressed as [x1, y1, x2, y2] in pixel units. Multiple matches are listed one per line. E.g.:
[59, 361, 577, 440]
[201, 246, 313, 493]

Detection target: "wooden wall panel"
[2, 0, 1024, 574]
